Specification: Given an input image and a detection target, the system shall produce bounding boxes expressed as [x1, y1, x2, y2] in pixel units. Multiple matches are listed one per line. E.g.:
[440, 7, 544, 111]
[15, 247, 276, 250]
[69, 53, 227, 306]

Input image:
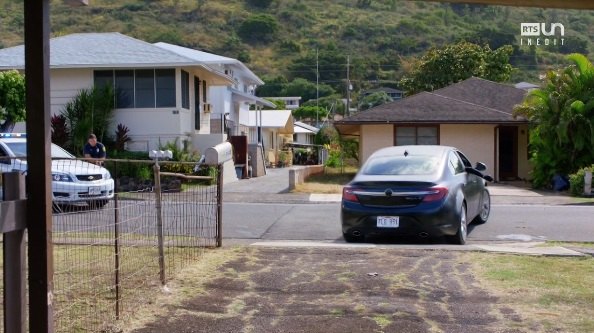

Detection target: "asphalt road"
[223, 202, 594, 243]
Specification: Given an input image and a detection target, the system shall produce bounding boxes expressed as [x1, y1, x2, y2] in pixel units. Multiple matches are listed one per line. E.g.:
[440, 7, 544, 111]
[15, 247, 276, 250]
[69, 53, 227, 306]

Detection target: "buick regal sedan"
[341, 145, 492, 244]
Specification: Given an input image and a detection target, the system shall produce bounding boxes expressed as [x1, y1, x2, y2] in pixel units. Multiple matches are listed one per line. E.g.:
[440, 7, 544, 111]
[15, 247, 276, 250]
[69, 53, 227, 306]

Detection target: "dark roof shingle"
[337, 77, 527, 125]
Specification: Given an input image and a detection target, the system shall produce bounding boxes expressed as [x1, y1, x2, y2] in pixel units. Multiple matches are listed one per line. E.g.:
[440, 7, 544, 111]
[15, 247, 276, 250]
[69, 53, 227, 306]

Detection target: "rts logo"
[520, 23, 565, 46]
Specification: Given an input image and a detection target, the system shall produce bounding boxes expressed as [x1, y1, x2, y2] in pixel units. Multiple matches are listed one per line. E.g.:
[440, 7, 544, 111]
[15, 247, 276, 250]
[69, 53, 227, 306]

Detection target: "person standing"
[83, 133, 106, 165]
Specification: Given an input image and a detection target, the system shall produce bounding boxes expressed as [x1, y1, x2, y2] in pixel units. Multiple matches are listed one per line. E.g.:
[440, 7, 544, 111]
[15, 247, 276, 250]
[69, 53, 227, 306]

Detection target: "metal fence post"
[216, 164, 223, 247]
[153, 163, 166, 284]
[3, 172, 26, 333]
[113, 161, 120, 319]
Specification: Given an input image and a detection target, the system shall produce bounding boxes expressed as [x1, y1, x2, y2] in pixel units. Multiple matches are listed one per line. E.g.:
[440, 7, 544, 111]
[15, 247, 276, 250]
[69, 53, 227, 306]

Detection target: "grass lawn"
[467, 252, 594, 332]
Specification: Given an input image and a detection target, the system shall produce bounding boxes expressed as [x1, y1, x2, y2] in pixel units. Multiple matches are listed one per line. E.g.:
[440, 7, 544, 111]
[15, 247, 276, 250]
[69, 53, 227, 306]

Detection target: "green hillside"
[1, 0, 593, 97]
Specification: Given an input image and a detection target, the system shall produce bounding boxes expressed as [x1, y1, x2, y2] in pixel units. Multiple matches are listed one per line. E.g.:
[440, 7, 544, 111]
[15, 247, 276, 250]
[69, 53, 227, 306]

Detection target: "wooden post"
[3, 172, 26, 333]
[24, 0, 54, 331]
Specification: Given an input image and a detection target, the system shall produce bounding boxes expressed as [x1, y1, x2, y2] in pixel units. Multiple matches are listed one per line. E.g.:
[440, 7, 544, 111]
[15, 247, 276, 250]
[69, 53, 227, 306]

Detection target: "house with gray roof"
[0, 32, 272, 157]
[335, 77, 530, 181]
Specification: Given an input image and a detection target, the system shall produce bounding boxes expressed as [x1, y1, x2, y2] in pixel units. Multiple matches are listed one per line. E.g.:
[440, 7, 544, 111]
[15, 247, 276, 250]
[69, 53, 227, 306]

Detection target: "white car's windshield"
[5, 142, 75, 159]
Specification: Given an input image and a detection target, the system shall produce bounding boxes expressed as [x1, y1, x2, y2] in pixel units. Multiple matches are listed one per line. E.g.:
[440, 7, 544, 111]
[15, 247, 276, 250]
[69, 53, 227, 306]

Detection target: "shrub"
[158, 138, 201, 174]
[51, 114, 69, 147]
[237, 14, 279, 43]
[114, 123, 131, 151]
[569, 165, 593, 197]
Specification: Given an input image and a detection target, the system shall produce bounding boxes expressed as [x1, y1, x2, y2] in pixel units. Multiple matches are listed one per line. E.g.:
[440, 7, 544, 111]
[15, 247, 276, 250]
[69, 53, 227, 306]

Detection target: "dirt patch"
[129, 248, 527, 333]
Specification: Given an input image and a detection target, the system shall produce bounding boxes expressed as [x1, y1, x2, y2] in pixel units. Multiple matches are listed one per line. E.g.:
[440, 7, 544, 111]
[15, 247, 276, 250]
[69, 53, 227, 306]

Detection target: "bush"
[569, 165, 593, 197]
[325, 150, 341, 168]
[237, 14, 279, 43]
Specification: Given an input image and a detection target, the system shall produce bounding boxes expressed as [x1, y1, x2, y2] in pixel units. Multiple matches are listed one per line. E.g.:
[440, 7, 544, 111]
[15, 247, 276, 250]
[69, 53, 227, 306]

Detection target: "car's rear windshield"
[5, 142, 75, 159]
[361, 156, 441, 176]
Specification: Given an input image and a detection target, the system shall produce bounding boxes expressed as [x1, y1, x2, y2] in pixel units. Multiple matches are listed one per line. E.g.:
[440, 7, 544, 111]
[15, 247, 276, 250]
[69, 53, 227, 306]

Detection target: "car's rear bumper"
[341, 200, 459, 238]
[52, 179, 115, 203]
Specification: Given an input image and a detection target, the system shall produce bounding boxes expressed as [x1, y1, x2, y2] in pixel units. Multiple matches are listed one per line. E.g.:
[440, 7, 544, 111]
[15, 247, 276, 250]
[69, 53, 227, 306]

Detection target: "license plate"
[377, 216, 399, 228]
[88, 186, 101, 195]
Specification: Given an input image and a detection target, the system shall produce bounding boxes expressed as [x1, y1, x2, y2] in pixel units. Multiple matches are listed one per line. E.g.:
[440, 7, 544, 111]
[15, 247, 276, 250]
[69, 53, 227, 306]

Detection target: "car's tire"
[450, 203, 468, 245]
[473, 190, 491, 224]
[343, 231, 363, 243]
[88, 199, 109, 209]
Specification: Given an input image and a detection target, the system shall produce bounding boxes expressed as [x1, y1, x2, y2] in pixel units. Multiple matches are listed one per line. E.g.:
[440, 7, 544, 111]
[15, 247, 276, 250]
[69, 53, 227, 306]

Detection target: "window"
[181, 70, 189, 109]
[448, 152, 465, 174]
[93, 69, 176, 108]
[135, 70, 155, 108]
[155, 69, 176, 107]
[194, 77, 200, 130]
[394, 126, 438, 146]
[94, 70, 113, 88]
[115, 70, 134, 108]
[363, 156, 440, 176]
[202, 79, 207, 103]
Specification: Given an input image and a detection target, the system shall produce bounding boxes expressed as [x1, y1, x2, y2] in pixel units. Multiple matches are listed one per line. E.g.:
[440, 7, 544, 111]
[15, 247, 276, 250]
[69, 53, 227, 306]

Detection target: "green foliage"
[104, 150, 152, 183]
[287, 44, 347, 91]
[400, 42, 514, 95]
[325, 150, 341, 168]
[246, 0, 274, 8]
[256, 75, 288, 97]
[301, 95, 345, 115]
[514, 54, 594, 188]
[62, 85, 115, 155]
[569, 166, 593, 197]
[292, 106, 329, 121]
[358, 92, 393, 111]
[158, 138, 201, 174]
[264, 98, 285, 110]
[237, 14, 279, 43]
[0, 70, 26, 132]
[282, 78, 335, 102]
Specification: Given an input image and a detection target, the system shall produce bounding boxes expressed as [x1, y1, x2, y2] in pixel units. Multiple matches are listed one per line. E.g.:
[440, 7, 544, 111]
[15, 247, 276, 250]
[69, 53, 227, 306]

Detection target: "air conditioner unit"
[203, 103, 212, 113]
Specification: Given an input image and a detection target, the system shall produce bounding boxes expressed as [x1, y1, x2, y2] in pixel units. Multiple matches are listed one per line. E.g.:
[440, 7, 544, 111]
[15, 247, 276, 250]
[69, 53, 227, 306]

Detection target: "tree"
[282, 78, 335, 102]
[246, 0, 274, 8]
[256, 75, 288, 97]
[357, 92, 393, 111]
[292, 106, 329, 122]
[400, 42, 513, 95]
[237, 14, 279, 43]
[514, 54, 594, 188]
[62, 85, 115, 155]
[0, 70, 26, 132]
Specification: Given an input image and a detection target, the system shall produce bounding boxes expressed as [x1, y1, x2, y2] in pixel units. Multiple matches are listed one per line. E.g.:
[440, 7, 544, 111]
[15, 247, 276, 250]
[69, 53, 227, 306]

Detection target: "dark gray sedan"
[341, 145, 492, 244]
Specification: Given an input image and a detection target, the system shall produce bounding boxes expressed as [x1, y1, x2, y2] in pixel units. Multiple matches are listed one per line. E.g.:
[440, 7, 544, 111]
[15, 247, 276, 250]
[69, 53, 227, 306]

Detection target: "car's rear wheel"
[473, 190, 491, 224]
[450, 203, 467, 245]
[88, 199, 109, 209]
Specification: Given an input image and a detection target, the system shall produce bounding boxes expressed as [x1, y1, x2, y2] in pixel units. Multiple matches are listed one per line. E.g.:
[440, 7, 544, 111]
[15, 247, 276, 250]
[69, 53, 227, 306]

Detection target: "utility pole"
[346, 55, 351, 117]
[316, 48, 319, 128]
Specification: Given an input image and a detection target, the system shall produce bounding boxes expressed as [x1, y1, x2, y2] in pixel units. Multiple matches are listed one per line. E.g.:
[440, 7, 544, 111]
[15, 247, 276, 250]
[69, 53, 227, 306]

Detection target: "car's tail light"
[342, 186, 359, 203]
[422, 187, 448, 202]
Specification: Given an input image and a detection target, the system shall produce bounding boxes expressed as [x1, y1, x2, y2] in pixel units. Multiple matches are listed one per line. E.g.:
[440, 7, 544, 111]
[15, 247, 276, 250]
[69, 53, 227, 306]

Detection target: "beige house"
[335, 78, 530, 182]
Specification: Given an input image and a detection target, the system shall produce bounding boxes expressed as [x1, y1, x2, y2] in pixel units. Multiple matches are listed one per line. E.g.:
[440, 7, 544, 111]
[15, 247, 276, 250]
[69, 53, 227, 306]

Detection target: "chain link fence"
[1, 157, 222, 332]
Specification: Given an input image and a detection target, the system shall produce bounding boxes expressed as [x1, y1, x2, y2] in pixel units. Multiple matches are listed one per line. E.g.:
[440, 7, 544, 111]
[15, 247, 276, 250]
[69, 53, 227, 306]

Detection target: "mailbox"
[205, 142, 233, 165]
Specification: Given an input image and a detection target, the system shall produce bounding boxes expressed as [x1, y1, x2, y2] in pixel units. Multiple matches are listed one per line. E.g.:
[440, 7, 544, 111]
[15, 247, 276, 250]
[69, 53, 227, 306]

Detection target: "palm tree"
[514, 54, 594, 188]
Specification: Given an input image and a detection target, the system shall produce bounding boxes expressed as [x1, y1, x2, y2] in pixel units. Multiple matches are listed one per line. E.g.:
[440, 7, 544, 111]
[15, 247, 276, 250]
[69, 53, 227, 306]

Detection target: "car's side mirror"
[475, 162, 487, 172]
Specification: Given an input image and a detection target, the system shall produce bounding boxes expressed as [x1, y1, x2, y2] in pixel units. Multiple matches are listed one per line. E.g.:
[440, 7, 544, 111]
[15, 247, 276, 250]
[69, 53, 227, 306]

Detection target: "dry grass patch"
[293, 167, 357, 194]
[466, 252, 594, 333]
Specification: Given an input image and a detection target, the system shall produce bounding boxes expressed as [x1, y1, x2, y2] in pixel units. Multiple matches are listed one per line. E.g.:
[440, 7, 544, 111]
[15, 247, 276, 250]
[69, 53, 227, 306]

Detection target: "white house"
[264, 96, 302, 110]
[246, 110, 294, 166]
[0, 32, 234, 152]
[152, 42, 275, 154]
[293, 121, 319, 145]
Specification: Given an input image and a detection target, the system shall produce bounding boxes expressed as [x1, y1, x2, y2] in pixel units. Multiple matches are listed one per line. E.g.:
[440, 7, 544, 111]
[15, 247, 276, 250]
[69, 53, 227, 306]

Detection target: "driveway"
[130, 247, 527, 333]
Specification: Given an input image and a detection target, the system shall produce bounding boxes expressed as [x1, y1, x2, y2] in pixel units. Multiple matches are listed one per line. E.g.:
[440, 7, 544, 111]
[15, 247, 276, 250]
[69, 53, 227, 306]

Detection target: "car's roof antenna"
[404, 150, 409, 157]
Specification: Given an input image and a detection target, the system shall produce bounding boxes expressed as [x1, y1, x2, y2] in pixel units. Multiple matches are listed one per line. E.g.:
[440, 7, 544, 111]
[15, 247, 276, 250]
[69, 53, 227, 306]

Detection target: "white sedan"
[0, 135, 114, 208]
